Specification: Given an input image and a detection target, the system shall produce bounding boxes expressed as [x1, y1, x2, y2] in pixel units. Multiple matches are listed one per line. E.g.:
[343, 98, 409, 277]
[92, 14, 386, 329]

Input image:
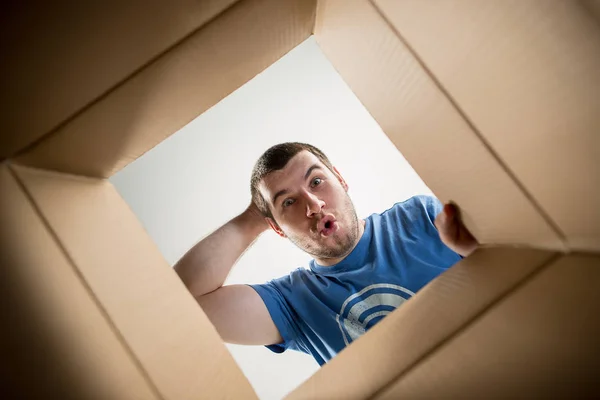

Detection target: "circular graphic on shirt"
[336, 283, 415, 345]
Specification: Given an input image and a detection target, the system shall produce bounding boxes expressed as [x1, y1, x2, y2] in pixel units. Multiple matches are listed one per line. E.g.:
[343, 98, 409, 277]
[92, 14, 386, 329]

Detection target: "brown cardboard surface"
[3, 0, 598, 397]
[14, 0, 316, 178]
[314, 0, 565, 251]
[0, 164, 158, 400]
[286, 247, 557, 400]
[582, 0, 600, 23]
[376, 253, 600, 398]
[374, 0, 600, 251]
[10, 164, 257, 399]
[0, 0, 237, 160]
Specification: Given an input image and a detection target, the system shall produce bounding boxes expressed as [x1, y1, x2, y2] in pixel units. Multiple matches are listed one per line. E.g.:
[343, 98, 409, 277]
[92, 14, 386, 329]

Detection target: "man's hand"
[241, 202, 271, 233]
[434, 203, 478, 258]
[174, 201, 268, 297]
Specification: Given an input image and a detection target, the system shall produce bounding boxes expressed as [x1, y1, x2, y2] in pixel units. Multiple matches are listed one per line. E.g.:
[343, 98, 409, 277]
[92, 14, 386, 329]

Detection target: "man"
[175, 142, 478, 365]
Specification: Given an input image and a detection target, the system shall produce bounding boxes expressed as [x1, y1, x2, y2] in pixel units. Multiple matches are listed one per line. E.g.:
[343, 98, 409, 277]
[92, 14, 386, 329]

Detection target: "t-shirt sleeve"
[391, 195, 463, 261]
[248, 278, 305, 354]
[421, 194, 444, 226]
[391, 194, 443, 234]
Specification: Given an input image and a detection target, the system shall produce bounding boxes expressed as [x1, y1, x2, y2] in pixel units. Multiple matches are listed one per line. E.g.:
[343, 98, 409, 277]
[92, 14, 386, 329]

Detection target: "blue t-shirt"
[250, 195, 461, 365]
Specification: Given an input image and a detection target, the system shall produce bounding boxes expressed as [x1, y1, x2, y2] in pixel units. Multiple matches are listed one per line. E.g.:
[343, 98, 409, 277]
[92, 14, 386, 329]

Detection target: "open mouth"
[319, 216, 338, 237]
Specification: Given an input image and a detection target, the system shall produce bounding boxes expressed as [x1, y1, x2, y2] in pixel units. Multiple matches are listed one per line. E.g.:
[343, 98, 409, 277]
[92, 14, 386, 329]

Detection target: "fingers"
[436, 203, 458, 234]
[435, 202, 479, 257]
[444, 203, 474, 241]
[443, 203, 458, 220]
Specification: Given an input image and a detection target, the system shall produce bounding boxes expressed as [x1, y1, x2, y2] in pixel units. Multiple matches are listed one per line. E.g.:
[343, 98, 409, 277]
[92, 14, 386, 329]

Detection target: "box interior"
[1, 0, 599, 399]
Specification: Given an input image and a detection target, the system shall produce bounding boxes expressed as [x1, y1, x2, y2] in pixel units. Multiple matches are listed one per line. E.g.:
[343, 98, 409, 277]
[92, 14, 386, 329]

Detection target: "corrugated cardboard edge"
[0, 163, 161, 400]
[9, 164, 257, 400]
[288, 1, 599, 398]
[0, 0, 240, 161]
[375, 252, 600, 398]
[373, 0, 600, 252]
[14, 0, 317, 179]
[286, 247, 558, 400]
[312, 0, 566, 251]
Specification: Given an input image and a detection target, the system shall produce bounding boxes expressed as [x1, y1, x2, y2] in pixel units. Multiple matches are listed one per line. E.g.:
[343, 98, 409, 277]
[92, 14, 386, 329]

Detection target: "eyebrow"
[272, 189, 289, 206]
[272, 164, 323, 206]
[304, 164, 322, 180]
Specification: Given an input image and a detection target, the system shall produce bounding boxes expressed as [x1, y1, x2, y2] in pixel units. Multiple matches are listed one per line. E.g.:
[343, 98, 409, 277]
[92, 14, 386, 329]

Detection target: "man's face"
[259, 151, 361, 263]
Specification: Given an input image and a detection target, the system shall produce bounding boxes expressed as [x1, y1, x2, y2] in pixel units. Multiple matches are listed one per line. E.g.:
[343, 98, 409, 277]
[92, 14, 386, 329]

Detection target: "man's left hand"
[434, 203, 478, 258]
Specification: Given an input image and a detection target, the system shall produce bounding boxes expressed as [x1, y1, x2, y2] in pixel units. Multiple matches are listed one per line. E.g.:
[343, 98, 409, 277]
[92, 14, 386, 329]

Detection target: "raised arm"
[174, 203, 283, 345]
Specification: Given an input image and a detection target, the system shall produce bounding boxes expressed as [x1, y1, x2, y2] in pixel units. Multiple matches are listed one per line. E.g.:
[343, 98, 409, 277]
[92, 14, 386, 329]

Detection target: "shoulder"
[366, 195, 444, 243]
[265, 267, 315, 293]
[380, 195, 442, 224]
[250, 267, 314, 320]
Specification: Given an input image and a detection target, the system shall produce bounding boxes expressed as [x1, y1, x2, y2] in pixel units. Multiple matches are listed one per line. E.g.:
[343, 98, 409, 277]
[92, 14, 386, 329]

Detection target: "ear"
[266, 217, 286, 238]
[332, 166, 349, 191]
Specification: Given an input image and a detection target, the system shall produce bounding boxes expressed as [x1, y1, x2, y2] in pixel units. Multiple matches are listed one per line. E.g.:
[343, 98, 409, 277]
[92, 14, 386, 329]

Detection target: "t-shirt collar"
[310, 216, 372, 275]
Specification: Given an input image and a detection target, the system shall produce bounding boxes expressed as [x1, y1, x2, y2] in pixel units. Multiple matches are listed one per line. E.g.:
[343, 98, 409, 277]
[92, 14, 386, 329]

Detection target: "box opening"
[110, 36, 433, 399]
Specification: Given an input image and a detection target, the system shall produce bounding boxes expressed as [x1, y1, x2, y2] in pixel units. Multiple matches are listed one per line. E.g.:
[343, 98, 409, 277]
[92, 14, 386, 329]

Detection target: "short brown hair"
[250, 142, 334, 218]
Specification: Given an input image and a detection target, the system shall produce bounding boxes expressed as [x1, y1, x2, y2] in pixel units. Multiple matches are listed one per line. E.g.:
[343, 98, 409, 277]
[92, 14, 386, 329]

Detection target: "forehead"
[259, 151, 326, 198]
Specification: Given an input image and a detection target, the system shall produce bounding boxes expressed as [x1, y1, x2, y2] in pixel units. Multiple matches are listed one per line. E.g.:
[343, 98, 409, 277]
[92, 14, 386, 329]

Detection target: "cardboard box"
[1, 0, 598, 398]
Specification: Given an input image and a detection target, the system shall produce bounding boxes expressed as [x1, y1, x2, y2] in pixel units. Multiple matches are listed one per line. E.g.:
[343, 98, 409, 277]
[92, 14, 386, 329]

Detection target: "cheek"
[325, 187, 345, 205]
[277, 211, 305, 230]
[279, 210, 315, 234]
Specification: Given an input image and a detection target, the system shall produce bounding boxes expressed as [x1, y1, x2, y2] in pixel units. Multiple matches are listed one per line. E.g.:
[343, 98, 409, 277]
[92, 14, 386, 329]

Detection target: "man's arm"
[174, 203, 283, 345]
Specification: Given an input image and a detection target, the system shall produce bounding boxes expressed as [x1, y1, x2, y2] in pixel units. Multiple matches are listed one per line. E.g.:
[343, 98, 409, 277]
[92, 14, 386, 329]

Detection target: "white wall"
[110, 37, 432, 400]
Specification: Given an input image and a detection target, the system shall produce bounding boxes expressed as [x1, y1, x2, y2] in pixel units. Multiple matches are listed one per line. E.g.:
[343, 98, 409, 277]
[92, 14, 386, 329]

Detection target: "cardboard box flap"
[0, 165, 158, 400]
[13, 0, 317, 178]
[376, 253, 600, 398]
[314, 0, 566, 251]
[287, 247, 557, 400]
[582, 0, 600, 23]
[0, 0, 238, 160]
[10, 164, 257, 400]
[374, 0, 600, 251]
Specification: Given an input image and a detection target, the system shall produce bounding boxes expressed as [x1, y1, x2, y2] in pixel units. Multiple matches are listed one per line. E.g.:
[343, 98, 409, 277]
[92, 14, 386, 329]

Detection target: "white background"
[111, 37, 432, 400]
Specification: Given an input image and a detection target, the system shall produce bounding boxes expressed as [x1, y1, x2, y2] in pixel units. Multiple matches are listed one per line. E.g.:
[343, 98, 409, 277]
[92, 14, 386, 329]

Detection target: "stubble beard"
[286, 193, 360, 261]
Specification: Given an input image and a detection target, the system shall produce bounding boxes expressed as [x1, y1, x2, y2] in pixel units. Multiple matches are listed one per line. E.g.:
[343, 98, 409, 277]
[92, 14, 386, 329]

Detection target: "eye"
[282, 198, 295, 208]
[311, 177, 322, 187]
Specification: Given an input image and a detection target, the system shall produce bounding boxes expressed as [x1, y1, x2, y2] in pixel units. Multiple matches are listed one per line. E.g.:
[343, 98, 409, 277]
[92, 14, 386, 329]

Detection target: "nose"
[304, 191, 325, 217]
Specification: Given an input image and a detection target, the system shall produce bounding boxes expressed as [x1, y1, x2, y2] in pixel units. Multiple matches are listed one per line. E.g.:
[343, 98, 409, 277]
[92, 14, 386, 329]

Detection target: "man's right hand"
[242, 202, 270, 233]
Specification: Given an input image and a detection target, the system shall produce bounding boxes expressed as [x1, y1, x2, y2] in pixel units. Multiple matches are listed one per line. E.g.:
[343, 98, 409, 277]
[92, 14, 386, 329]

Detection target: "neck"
[315, 219, 366, 267]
